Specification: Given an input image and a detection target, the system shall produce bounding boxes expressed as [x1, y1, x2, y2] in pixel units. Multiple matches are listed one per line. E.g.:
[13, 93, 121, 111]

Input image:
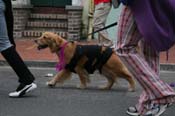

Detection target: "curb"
[0, 60, 56, 68]
[160, 63, 175, 71]
[0, 60, 175, 71]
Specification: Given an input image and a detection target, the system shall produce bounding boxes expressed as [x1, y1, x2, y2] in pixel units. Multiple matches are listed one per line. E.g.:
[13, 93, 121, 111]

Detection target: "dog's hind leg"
[99, 69, 115, 90]
[99, 76, 115, 90]
[117, 68, 136, 92]
[75, 67, 89, 89]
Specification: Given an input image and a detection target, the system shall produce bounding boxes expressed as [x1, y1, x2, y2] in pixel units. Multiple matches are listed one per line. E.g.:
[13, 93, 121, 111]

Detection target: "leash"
[88, 22, 118, 36]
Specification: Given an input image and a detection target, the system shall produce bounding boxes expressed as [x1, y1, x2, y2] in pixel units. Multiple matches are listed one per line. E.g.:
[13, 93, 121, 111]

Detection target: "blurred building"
[11, 0, 83, 40]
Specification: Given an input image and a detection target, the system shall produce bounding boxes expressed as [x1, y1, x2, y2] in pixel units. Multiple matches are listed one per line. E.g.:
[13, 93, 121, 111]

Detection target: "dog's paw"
[76, 84, 86, 89]
[46, 81, 56, 88]
[128, 87, 135, 92]
[98, 86, 111, 90]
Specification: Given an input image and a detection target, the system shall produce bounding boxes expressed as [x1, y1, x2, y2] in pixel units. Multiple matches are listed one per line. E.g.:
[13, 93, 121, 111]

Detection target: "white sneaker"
[126, 106, 140, 116]
[144, 104, 170, 116]
[9, 83, 37, 98]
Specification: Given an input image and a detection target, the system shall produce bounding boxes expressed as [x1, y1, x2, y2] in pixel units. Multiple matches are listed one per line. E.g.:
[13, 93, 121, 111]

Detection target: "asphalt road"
[0, 66, 175, 116]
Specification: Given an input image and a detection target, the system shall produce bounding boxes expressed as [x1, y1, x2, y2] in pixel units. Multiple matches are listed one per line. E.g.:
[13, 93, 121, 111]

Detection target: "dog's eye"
[43, 36, 46, 39]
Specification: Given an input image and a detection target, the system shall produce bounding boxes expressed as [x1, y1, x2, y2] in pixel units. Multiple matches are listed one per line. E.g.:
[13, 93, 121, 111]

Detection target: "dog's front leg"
[46, 69, 71, 87]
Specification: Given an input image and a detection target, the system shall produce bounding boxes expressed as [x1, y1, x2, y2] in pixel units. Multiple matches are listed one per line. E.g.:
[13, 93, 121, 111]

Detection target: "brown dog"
[35, 32, 135, 91]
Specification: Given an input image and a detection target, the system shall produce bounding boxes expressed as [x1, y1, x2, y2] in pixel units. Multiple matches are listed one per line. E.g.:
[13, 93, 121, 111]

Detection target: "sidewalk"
[0, 39, 175, 70]
[0, 39, 57, 67]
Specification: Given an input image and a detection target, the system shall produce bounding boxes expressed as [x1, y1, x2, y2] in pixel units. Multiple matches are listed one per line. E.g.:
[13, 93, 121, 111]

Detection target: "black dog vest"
[65, 45, 113, 74]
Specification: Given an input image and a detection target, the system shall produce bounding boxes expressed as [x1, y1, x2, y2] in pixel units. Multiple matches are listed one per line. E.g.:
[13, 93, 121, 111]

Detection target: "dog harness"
[56, 42, 69, 71]
[65, 45, 113, 74]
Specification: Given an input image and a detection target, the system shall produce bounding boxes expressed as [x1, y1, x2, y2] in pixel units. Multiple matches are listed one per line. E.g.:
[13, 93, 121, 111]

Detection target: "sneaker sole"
[126, 110, 140, 116]
[155, 103, 174, 116]
[155, 107, 166, 116]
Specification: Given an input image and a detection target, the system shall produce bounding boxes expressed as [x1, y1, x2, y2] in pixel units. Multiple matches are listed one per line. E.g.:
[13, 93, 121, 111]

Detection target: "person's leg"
[115, 6, 175, 115]
[1, 46, 35, 84]
[140, 40, 160, 75]
[133, 40, 161, 114]
[4, 0, 16, 47]
[93, 2, 112, 46]
[0, 0, 12, 51]
[0, 0, 36, 97]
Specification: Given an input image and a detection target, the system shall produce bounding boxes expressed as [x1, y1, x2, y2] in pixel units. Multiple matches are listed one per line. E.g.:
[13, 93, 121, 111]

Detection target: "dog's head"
[35, 32, 65, 53]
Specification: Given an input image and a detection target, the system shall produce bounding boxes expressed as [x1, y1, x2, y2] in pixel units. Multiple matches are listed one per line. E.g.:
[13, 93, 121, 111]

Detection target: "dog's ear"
[55, 35, 64, 46]
[46, 34, 62, 53]
[42, 32, 50, 38]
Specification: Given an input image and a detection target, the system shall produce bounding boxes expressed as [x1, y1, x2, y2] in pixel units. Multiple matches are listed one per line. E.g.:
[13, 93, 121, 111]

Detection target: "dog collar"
[56, 42, 69, 71]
